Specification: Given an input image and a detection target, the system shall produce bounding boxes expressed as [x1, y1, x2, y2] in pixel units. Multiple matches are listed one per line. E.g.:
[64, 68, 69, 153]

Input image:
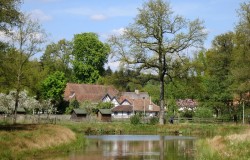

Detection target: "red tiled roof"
[64, 83, 119, 102]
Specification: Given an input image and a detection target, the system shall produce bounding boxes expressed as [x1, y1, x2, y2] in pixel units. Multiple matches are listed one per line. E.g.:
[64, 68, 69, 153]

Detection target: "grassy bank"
[0, 124, 79, 160]
[60, 121, 246, 137]
[196, 128, 250, 160]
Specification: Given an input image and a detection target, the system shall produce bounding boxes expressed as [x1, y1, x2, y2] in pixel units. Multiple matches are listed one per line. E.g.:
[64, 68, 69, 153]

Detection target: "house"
[70, 108, 87, 121]
[64, 83, 160, 119]
[111, 90, 160, 118]
[98, 109, 112, 122]
[176, 99, 198, 111]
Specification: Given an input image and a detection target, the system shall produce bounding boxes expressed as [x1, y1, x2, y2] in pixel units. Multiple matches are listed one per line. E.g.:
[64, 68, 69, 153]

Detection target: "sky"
[21, 0, 246, 69]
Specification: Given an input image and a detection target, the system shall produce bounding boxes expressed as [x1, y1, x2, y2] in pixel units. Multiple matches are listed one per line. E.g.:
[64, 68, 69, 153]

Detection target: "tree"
[0, 0, 21, 33]
[3, 14, 47, 123]
[41, 71, 67, 108]
[0, 90, 40, 116]
[72, 32, 110, 83]
[201, 32, 235, 117]
[41, 39, 73, 79]
[231, 2, 250, 104]
[109, 0, 206, 124]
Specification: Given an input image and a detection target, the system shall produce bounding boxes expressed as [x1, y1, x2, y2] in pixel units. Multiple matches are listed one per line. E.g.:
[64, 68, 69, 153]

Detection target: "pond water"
[68, 135, 196, 160]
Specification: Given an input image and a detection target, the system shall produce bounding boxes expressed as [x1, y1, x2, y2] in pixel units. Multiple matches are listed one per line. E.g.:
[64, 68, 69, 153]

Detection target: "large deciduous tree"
[109, 0, 206, 124]
[72, 32, 110, 83]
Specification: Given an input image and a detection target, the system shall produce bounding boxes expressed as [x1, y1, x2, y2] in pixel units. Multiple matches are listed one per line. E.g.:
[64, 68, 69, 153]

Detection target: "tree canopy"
[72, 32, 110, 83]
[0, 0, 21, 33]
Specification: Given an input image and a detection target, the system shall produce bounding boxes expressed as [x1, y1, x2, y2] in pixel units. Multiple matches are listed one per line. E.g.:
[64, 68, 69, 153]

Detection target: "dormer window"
[69, 91, 75, 99]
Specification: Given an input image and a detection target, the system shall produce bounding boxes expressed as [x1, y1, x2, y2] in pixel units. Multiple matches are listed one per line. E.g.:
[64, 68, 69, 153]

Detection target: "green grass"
[195, 128, 250, 160]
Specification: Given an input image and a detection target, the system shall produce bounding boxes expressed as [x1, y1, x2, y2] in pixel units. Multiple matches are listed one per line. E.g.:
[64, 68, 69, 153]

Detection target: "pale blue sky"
[22, 0, 246, 46]
[22, 0, 246, 68]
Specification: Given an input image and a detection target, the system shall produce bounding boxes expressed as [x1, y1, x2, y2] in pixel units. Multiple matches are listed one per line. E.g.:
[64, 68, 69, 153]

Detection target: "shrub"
[149, 116, 159, 125]
[130, 115, 141, 125]
[180, 109, 194, 118]
[194, 107, 213, 118]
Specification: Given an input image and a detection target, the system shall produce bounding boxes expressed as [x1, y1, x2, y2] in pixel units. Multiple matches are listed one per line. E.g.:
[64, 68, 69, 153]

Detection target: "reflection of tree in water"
[164, 139, 195, 159]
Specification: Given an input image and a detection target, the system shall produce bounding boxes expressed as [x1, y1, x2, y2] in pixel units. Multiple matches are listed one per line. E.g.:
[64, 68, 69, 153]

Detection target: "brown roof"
[64, 83, 119, 102]
[112, 105, 133, 112]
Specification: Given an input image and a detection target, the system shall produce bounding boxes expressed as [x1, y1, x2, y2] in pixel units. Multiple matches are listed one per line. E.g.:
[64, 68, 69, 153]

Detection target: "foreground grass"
[196, 127, 250, 160]
[0, 124, 81, 160]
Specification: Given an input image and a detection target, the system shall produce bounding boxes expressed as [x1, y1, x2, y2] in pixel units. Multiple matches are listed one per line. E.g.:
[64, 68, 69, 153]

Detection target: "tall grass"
[195, 128, 250, 160]
[0, 124, 76, 159]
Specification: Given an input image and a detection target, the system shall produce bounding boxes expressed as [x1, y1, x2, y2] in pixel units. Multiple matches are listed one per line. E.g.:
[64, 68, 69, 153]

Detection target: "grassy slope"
[0, 124, 76, 159]
[196, 127, 250, 160]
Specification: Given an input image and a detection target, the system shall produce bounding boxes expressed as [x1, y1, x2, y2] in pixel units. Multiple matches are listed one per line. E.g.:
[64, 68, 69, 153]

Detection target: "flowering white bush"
[0, 90, 47, 114]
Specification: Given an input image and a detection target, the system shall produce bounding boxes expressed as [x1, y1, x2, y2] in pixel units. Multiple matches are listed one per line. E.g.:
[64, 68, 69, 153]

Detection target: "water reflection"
[69, 135, 196, 160]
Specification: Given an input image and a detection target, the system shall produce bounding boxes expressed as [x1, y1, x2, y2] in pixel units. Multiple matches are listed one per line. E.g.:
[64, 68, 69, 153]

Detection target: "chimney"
[135, 90, 140, 94]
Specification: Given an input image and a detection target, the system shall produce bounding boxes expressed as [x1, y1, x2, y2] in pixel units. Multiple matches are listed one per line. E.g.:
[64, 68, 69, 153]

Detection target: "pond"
[69, 135, 196, 160]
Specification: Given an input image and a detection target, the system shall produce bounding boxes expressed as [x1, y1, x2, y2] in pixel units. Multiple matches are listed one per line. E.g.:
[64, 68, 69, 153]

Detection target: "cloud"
[105, 60, 120, 71]
[29, 9, 52, 22]
[61, 6, 137, 21]
[99, 27, 126, 40]
[111, 28, 126, 35]
[90, 14, 107, 21]
[0, 31, 10, 42]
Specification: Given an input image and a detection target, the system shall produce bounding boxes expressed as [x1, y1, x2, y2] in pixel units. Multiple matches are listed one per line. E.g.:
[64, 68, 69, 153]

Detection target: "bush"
[149, 116, 159, 125]
[194, 107, 213, 118]
[180, 109, 194, 118]
[130, 115, 141, 125]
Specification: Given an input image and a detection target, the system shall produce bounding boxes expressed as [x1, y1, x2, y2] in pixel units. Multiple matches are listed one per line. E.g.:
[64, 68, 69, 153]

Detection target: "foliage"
[72, 32, 110, 83]
[194, 107, 213, 118]
[109, 0, 206, 124]
[96, 102, 114, 109]
[65, 99, 79, 114]
[41, 71, 66, 104]
[166, 98, 178, 117]
[41, 39, 73, 79]
[0, 90, 40, 114]
[230, 2, 250, 102]
[0, 0, 21, 33]
[130, 115, 141, 125]
[80, 101, 94, 115]
[149, 116, 159, 125]
[180, 109, 194, 118]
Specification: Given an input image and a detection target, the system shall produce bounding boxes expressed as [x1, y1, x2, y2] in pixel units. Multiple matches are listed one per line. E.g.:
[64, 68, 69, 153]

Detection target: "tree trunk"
[159, 76, 165, 125]
[13, 89, 20, 124]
